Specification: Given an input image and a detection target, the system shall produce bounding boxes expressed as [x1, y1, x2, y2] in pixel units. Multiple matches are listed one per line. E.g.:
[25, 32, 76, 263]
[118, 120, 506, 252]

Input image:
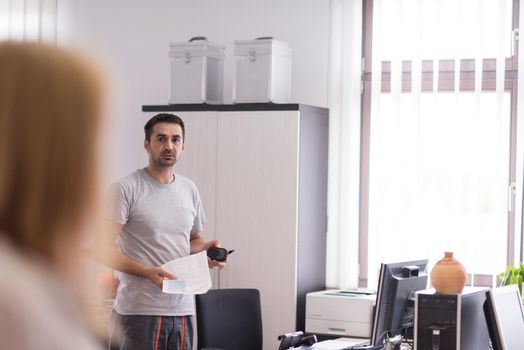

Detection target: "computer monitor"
[483, 284, 524, 350]
[370, 259, 428, 346]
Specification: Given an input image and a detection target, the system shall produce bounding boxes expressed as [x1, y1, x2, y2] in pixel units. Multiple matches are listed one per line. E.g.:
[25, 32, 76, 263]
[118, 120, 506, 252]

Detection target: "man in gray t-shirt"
[107, 113, 224, 350]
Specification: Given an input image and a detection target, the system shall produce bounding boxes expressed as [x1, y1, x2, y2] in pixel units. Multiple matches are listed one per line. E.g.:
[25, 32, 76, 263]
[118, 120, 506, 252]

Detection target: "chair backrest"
[195, 288, 263, 350]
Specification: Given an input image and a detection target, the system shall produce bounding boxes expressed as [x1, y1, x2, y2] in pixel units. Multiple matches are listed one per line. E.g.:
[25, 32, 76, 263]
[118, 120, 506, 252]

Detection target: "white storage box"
[232, 38, 291, 103]
[169, 38, 225, 104]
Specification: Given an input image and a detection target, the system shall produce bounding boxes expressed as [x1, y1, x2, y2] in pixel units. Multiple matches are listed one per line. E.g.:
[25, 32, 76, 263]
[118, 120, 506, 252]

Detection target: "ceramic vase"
[430, 251, 467, 294]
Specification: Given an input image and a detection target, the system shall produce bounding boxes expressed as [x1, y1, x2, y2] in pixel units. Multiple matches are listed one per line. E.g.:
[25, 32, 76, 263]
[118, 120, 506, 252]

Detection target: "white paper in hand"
[161, 251, 211, 294]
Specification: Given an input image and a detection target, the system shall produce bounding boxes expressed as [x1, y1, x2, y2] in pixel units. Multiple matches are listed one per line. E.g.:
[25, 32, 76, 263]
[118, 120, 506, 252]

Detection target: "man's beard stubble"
[153, 153, 177, 168]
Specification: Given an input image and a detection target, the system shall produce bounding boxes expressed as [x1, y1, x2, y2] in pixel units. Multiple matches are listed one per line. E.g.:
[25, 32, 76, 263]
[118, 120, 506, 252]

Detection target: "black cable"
[344, 325, 415, 350]
[401, 333, 414, 349]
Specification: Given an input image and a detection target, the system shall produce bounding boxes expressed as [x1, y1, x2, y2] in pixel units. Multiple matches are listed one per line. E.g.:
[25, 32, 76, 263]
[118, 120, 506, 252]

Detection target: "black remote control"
[207, 247, 234, 261]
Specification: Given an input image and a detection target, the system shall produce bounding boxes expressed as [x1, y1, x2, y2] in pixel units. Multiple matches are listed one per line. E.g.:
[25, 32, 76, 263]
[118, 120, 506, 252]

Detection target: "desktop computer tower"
[414, 287, 491, 350]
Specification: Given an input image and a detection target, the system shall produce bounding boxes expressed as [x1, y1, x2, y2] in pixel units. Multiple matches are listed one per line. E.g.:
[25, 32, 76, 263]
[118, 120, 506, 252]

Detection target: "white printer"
[305, 289, 376, 338]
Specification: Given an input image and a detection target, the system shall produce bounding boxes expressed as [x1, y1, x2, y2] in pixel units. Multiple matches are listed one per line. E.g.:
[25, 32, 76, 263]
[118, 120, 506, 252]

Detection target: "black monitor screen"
[484, 284, 524, 350]
[370, 259, 428, 346]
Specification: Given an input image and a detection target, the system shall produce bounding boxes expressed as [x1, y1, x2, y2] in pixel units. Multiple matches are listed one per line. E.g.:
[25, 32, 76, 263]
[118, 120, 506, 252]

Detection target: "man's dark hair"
[144, 113, 185, 142]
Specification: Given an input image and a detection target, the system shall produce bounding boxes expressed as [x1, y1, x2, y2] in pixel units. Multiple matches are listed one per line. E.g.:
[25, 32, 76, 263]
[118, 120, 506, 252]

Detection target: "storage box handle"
[189, 36, 207, 42]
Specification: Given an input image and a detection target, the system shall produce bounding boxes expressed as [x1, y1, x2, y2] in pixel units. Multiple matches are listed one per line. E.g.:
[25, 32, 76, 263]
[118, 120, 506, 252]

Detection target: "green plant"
[498, 264, 524, 294]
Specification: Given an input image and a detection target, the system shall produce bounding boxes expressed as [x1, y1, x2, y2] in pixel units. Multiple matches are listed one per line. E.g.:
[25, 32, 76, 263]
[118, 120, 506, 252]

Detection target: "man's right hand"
[144, 266, 176, 289]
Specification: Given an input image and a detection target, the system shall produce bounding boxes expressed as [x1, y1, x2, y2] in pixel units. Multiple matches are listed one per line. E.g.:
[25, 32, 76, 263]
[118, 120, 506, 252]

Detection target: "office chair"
[195, 288, 263, 350]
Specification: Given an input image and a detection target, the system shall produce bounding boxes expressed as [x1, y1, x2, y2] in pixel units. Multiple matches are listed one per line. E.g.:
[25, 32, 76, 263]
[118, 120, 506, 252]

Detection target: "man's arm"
[190, 232, 226, 268]
[95, 222, 175, 289]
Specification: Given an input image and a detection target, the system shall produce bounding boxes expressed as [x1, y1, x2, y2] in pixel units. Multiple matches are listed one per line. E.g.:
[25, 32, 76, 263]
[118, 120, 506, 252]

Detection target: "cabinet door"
[215, 111, 300, 350]
[172, 111, 218, 241]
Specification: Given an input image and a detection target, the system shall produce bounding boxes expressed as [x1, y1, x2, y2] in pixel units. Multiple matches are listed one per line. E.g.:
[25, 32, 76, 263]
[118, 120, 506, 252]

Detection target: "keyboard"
[343, 344, 384, 350]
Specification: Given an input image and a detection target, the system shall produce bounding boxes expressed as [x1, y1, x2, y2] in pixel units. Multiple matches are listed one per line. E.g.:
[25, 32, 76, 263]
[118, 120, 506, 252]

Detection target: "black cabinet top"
[142, 103, 327, 112]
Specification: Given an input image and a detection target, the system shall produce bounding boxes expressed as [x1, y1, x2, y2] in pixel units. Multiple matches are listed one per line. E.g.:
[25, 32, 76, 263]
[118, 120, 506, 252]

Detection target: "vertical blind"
[326, 0, 363, 289]
[0, 0, 58, 42]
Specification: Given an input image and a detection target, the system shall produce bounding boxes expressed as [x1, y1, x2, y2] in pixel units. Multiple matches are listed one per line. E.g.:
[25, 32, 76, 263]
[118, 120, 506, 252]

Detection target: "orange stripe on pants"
[154, 316, 163, 350]
[180, 316, 186, 350]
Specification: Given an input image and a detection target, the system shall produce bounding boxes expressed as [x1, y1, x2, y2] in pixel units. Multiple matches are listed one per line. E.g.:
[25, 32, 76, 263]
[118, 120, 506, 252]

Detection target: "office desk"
[309, 337, 366, 349]
[293, 337, 366, 350]
[297, 337, 410, 350]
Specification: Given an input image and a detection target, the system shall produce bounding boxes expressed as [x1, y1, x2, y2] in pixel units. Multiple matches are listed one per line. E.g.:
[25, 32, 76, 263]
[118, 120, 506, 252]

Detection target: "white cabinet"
[143, 104, 328, 350]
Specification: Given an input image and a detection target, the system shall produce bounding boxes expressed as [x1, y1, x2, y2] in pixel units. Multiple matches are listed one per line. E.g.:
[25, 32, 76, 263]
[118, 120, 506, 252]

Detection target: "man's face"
[144, 122, 184, 168]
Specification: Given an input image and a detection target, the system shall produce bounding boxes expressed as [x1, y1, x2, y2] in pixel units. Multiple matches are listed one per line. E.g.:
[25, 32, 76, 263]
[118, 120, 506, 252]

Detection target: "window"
[361, 0, 520, 288]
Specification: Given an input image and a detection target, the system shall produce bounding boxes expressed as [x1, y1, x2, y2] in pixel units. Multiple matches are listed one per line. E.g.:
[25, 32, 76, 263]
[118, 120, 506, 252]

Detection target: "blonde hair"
[0, 42, 105, 262]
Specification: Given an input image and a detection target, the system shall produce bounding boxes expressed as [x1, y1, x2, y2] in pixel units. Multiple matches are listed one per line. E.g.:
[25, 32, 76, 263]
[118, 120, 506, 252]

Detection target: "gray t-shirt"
[107, 168, 206, 316]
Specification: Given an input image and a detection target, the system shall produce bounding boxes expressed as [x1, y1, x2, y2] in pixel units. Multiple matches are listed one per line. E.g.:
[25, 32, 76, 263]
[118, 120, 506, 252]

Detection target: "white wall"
[69, 0, 331, 180]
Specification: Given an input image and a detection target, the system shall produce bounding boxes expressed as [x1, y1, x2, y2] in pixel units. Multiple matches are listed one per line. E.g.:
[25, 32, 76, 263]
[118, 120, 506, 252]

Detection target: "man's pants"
[110, 312, 193, 350]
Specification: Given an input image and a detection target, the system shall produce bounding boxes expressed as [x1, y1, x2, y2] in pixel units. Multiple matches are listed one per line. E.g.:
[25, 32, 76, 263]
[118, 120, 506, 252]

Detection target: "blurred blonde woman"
[0, 42, 106, 349]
